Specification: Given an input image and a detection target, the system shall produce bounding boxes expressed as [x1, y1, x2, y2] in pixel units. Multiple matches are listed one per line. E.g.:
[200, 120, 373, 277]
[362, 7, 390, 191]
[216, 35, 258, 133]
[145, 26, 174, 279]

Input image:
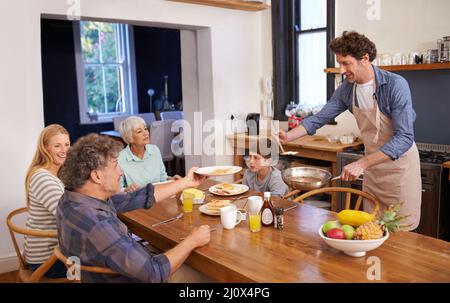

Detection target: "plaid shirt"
[56, 184, 171, 282]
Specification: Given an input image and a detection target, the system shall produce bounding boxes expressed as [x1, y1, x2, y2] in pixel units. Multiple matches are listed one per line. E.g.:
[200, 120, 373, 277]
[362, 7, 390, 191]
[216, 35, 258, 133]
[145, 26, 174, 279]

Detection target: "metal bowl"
[282, 166, 332, 191]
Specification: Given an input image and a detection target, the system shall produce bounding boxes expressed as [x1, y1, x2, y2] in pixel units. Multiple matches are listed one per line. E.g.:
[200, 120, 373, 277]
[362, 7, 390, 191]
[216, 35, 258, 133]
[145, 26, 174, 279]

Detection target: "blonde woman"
[118, 116, 181, 192]
[24, 124, 70, 278]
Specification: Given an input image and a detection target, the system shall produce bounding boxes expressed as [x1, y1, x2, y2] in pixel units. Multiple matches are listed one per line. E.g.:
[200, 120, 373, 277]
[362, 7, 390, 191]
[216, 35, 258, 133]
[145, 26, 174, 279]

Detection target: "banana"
[337, 209, 374, 227]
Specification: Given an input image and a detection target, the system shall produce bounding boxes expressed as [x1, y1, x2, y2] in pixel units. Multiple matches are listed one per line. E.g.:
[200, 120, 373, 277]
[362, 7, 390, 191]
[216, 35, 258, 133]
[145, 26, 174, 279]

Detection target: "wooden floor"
[0, 271, 18, 283]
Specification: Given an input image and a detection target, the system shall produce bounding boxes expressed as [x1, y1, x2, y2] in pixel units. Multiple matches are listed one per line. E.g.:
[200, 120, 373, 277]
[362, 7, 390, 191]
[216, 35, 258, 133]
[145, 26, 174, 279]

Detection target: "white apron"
[352, 81, 422, 230]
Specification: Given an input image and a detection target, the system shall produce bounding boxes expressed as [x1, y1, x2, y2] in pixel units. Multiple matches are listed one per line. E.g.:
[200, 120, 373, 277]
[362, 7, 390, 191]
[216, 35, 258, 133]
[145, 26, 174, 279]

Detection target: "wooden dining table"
[119, 180, 450, 282]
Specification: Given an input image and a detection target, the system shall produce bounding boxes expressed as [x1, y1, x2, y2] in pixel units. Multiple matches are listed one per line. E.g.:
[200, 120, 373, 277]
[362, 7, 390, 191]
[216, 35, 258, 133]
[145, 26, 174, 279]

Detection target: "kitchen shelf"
[168, 0, 269, 11]
[324, 63, 450, 74]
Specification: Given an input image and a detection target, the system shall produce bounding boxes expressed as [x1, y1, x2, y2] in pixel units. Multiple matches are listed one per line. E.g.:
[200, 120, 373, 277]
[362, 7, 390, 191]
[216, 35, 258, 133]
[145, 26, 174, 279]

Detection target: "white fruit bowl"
[319, 224, 389, 257]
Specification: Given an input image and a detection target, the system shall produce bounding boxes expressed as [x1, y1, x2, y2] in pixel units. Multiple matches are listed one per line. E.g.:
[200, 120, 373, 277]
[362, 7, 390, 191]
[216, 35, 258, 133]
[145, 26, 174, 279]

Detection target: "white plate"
[198, 204, 221, 216]
[195, 166, 242, 177]
[209, 183, 249, 196]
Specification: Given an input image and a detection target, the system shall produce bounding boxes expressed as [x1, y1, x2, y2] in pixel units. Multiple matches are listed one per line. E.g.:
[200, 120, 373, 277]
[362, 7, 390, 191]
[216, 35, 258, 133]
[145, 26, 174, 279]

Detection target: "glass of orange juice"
[248, 211, 261, 233]
[182, 191, 194, 213]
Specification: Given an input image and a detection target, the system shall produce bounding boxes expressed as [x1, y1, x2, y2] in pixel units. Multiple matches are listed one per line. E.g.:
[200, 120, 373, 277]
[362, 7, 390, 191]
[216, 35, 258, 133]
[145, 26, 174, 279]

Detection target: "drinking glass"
[182, 192, 194, 213]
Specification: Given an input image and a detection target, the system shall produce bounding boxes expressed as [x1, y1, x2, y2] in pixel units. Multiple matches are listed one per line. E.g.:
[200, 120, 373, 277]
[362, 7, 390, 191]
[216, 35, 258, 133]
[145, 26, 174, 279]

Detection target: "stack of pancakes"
[206, 199, 231, 213]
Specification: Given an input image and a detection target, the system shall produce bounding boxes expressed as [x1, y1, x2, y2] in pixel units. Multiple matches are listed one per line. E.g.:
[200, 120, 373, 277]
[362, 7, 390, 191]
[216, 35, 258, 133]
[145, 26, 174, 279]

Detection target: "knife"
[284, 205, 298, 212]
[151, 213, 184, 227]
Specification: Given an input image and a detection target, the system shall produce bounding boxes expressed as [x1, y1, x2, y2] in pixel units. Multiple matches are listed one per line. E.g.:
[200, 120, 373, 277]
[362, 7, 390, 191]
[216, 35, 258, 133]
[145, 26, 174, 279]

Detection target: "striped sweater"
[24, 168, 64, 264]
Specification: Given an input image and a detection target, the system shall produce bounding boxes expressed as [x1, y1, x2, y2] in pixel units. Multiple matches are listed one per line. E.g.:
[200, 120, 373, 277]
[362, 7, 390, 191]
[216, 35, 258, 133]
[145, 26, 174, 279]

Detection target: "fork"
[151, 213, 184, 227]
[230, 195, 250, 201]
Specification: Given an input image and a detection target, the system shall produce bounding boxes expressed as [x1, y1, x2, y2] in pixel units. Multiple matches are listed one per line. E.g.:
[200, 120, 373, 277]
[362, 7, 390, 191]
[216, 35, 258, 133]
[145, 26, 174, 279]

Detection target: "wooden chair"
[282, 189, 301, 200]
[292, 187, 380, 213]
[6, 207, 67, 283]
[54, 246, 118, 282]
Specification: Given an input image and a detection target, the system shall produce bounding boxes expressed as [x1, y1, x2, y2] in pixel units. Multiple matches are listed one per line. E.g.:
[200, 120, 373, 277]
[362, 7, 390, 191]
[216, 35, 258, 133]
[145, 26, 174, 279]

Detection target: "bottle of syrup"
[261, 192, 274, 227]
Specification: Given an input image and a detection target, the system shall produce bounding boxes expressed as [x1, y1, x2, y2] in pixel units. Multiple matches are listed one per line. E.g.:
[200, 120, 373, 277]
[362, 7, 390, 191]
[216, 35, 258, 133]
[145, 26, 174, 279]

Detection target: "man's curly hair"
[58, 133, 123, 190]
[329, 31, 377, 62]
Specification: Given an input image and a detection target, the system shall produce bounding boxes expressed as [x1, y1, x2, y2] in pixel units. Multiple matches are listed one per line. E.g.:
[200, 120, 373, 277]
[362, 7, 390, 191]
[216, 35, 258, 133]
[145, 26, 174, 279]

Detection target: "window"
[272, 0, 335, 120]
[74, 21, 137, 123]
[297, 0, 328, 108]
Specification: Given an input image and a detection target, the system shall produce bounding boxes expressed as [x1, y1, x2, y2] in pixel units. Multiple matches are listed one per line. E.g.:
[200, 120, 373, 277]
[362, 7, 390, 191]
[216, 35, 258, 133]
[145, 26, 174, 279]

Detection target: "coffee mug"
[220, 205, 244, 230]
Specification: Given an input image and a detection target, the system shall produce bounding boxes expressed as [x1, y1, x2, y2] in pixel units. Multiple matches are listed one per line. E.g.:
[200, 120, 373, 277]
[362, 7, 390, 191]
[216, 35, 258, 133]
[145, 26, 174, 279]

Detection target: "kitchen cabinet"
[417, 183, 439, 237]
[168, 0, 269, 11]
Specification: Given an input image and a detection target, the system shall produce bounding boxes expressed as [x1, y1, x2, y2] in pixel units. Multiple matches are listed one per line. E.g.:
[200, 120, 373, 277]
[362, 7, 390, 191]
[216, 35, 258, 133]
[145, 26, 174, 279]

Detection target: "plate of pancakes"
[199, 199, 232, 216]
[209, 183, 249, 196]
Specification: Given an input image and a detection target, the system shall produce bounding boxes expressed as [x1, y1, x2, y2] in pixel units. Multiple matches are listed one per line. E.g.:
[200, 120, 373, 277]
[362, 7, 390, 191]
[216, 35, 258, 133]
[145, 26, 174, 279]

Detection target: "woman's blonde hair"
[25, 124, 69, 207]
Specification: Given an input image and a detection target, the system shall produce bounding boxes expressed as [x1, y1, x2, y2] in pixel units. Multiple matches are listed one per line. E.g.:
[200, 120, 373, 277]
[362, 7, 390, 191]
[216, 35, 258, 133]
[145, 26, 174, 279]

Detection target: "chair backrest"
[113, 113, 157, 131]
[54, 246, 117, 282]
[113, 115, 128, 132]
[6, 207, 60, 282]
[160, 111, 183, 121]
[150, 120, 175, 162]
[139, 112, 157, 125]
[293, 187, 380, 215]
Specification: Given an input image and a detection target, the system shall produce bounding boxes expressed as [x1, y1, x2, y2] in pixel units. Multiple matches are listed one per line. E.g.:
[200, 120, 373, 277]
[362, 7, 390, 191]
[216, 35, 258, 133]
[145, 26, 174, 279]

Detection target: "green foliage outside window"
[80, 21, 124, 115]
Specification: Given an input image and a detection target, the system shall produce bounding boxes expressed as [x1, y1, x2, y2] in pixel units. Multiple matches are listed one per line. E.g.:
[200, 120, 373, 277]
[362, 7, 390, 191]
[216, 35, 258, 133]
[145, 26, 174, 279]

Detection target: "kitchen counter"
[228, 134, 363, 210]
[283, 135, 363, 152]
[227, 134, 362, 152]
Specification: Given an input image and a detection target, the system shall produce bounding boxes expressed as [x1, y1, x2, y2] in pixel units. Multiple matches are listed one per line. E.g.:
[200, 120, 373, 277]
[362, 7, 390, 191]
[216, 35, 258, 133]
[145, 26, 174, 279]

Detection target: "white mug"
[247, 196, 263, 213]
[220, 205, 244, 230]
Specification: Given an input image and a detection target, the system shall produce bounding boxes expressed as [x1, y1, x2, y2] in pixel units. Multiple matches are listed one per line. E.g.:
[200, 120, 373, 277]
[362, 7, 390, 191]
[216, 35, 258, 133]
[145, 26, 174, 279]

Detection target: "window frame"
[272, 0, 335, 121]
[73, 21, 138, 124]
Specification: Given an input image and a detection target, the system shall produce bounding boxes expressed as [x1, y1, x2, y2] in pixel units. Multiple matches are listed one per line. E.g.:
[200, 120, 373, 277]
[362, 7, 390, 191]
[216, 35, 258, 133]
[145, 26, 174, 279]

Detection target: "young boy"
[242, 138, 288, 196]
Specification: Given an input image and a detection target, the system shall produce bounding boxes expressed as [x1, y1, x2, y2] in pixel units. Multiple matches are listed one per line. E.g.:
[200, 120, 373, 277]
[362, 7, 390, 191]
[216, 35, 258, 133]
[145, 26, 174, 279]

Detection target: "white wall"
[316, 0, 450, 137]
[0, 0, 271, 272]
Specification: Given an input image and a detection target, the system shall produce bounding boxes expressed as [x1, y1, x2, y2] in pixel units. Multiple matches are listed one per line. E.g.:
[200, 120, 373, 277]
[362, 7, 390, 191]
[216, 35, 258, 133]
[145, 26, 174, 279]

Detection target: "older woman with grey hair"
[118, 116, 180, 192]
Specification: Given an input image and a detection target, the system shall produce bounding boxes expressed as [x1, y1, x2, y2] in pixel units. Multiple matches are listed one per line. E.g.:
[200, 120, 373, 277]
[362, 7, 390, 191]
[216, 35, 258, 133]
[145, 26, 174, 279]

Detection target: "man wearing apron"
[279, 31, 421, 230]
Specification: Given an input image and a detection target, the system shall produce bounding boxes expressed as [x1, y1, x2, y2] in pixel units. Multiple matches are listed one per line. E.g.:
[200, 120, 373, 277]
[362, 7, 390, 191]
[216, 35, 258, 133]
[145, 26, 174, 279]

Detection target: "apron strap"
[373, 105, 381, 144]
[372, 80, 380, 144]
[352, 80, 380, 144]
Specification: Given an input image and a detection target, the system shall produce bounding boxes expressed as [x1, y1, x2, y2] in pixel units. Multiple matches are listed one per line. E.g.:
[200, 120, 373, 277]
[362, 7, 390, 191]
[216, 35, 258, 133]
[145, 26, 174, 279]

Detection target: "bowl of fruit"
[319, 204, 406, 257]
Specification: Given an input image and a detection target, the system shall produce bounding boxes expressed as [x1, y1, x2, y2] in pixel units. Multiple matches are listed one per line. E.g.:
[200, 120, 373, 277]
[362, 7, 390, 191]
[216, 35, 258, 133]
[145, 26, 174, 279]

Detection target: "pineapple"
[353, 203, 410, 240]
[354, 221, 383, 240]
